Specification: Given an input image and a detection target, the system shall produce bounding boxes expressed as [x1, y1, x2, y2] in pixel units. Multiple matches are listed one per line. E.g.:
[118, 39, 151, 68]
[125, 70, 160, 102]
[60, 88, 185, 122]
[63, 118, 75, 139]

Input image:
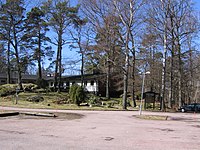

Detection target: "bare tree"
[148, 0, 199, 109]
[113, 0, 146, 109]
[80, 0, 122, 99]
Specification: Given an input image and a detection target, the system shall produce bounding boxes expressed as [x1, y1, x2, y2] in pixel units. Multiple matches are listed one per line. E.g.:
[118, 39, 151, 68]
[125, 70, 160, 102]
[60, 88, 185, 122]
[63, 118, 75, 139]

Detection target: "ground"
[0, 106, 200, 150]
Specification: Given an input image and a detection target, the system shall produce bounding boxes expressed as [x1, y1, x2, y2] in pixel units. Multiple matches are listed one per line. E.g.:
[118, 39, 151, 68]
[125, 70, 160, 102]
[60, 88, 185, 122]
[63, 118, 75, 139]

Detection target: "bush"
[69, 84, 85, 106]
[0, 83, 39, 97]
[53, 94, 71, 104]
[86, 94, 102, 106]
[0, 84, 18, 96]
[69, 84, 78, 102]
[107, 102, 115, 108]
[36, 78, 48, 89]
[34, 88, 48, 93]
[75, 86, 85, 106]
[120, 98, 131, 107]
[26, 95, 44, 102]
[23, 83, 38, 92]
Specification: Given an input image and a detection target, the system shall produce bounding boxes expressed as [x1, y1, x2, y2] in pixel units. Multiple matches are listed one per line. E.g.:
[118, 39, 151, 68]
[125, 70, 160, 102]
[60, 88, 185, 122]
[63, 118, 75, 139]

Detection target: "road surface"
[0, 106, 200, 150]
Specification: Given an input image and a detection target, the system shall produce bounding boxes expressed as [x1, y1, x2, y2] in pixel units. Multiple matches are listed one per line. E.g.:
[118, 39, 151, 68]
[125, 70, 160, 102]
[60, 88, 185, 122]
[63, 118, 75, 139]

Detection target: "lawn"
[0, 92, 134, 111]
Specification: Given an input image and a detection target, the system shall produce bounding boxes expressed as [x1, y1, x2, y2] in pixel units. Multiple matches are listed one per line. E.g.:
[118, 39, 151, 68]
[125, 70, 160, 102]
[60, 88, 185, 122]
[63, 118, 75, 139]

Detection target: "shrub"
[23, 83, 38, 92]
[69, 84, 78, 102]
[86, 94, 102, 106]
[75, 86, 85, 106]
[0, 84, 18, 96]
[0, 84, 39, 97]
[69, 84, 85, 106]
[26, 95, 44, 102]
[107, 102, 115, 108]
[120, 98, 131, 107]
[36, 78, 48, 89]
[53, 94, 71, 104]
[34, 88, 47, 93]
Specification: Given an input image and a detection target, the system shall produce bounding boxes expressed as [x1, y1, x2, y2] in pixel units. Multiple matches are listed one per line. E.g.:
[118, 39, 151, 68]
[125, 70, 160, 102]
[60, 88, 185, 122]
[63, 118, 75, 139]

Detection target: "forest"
[0, 0, 200, 110]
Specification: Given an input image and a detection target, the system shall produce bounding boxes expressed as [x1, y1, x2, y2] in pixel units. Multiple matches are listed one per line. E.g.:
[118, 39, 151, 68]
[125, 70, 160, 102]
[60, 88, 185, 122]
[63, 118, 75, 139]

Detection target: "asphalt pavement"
[0, 106, 200, 150]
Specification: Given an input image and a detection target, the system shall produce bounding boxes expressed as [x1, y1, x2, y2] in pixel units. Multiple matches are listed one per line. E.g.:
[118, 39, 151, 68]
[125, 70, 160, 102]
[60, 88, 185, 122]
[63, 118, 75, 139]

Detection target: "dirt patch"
[19, 112, 84, 120]
[191, 125, 200, 128]
[0, 129, 25, 134]
[104, 137, 114, 141]
[160, 128, 174, 132]
[1, 111, 84, 120]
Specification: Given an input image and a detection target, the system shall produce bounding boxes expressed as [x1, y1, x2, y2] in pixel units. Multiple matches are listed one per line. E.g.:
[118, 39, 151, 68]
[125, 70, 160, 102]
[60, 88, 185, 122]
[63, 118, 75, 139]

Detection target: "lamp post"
[139, 71, 150, 115]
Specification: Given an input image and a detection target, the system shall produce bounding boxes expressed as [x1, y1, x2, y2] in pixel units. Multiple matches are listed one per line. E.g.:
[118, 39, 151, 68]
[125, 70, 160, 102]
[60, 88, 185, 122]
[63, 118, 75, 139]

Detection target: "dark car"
[179, 103, 200, 113]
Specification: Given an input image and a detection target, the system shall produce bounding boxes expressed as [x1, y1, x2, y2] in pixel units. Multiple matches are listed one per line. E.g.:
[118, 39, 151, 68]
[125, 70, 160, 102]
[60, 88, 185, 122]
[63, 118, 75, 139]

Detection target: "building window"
[51, 82, 53, 86]
[84, 81, 87, 86]
[66, 82, 69, 87]
[91, 80, 94, 86]
[1, 80, 6, 84]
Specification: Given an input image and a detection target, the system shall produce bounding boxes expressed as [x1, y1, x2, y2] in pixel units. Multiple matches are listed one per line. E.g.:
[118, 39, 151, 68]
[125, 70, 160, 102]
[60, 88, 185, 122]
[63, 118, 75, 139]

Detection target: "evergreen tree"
[0, 0, 26, 90]
[24, 7, 53, 83]
[42, 0, 79, 92]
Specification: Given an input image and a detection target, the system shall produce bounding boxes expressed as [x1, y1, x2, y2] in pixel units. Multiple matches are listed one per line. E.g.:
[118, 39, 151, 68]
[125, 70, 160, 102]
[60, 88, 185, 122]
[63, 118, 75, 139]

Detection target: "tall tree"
[95, 15, 122, 99]
[80, 0, 122, 99]
[0, 0, 12, 83]
[0, 43, 7, 73]
[24, 7, 53, 86]
[42, 0, 79, 92]
[0, 0, 26, 90]
[113, 0, 146, 109]
[148, 0, 198, 109]
[69, 16, 88, 87]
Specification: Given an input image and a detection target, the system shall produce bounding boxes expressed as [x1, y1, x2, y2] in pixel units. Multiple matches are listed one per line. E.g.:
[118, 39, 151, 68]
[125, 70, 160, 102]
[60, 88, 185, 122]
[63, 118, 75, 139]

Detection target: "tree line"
[0, 0, 200, 110]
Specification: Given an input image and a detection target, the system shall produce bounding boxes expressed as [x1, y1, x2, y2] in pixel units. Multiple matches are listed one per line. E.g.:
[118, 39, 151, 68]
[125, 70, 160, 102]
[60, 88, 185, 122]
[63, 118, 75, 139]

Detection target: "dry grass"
[0, 92, 124, 111]
[135, 115, 168, 120]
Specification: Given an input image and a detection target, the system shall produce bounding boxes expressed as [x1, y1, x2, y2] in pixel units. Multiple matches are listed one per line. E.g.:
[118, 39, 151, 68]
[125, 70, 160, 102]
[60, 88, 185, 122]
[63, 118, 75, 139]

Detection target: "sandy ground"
[0, 106, 200, 150]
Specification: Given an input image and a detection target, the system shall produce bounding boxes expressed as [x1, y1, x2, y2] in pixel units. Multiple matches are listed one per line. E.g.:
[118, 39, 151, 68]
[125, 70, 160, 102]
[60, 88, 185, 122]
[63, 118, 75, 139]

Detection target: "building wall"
[47, 79, 98, 93]
[0, 73, 101, 95]
[69, 80, 98, 93]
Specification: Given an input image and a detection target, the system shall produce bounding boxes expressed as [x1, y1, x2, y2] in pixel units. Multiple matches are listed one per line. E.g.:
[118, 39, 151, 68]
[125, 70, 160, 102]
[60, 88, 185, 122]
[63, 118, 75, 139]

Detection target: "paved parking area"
[0, 106, 200, 150]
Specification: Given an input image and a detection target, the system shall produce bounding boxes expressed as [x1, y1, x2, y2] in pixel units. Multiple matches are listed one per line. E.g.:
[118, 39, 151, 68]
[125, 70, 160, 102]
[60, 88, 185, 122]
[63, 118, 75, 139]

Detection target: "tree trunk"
[15, 47, 23, 90]
[130, 32, 136, 107]
[106, 56, 110, 99]
[160, 26, 167, 112]
[123, 53, 129, 110]
[7, 40, 11, 84]
[168, 13, 175, 109]
[122, 28, 130, 110]
[54, 47, 59, 91]
[38, 32, 42, 79]
[58, 40, 62, 93]
[177, 41, 182, 108]
[54, 32, 62, 92]
[160, 0, 169, 111]
[189, 43, 194, 104]
[13, 29, 22, 90]
[132, 61, 136, 107]
[169, 51, 174, 108]
[81, 50, 84, 87]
